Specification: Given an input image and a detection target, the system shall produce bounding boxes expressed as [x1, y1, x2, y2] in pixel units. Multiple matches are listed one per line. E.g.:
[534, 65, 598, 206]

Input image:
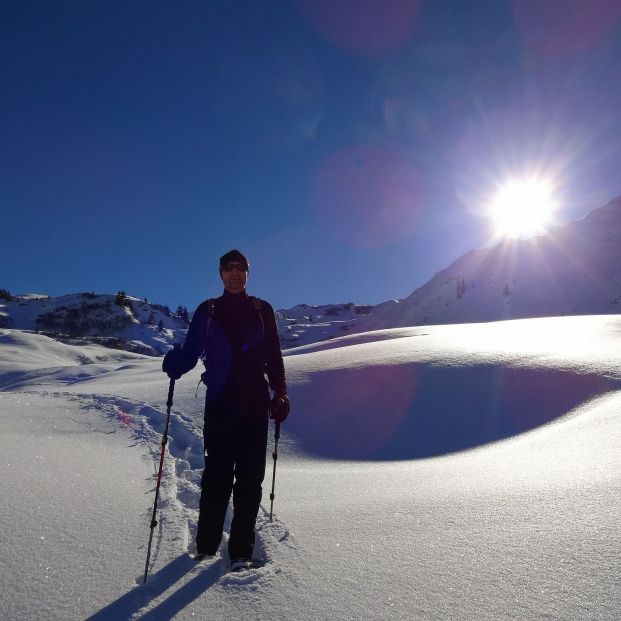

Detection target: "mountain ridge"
[0, 292, 187, 356]
[277, 196, 621, 344]
[2, 197, 620, 352]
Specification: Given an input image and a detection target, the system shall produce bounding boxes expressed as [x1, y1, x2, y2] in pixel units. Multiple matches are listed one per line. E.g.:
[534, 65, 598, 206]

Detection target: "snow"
[4, 193, 621, 358]
[352, 196, 621, 330]
[0, 293, 188, 356]
[276, 302, 371, 348]
[0, 391, 152, 620]
[1, 315, 621, 619]
[276, 197, 621, 340]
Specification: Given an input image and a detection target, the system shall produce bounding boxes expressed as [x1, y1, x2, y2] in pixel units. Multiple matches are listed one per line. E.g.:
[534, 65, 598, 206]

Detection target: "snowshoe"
[230, 558, 266, 572]
[230, 558, 253, 572]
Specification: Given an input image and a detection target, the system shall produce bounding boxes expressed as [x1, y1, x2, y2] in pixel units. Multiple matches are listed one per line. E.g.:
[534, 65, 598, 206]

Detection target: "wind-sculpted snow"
[287, 364, 620, 460]
[1, 316, 621, 619]
[280, 315, 621, 459]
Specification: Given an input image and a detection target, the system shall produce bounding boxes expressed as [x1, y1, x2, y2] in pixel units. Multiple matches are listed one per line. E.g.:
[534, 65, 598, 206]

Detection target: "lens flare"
[294, 0, 421, 57]
[512, 0, 621, 57]
[488, 177, 559, 239]
[311, 144, 421, 247]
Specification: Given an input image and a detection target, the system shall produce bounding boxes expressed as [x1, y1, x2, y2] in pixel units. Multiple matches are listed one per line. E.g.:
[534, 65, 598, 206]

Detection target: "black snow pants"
[195, 389, 269, 560]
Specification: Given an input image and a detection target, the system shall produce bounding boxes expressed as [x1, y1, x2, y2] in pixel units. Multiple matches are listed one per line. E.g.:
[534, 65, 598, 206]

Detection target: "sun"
[488, 177, 558, 239]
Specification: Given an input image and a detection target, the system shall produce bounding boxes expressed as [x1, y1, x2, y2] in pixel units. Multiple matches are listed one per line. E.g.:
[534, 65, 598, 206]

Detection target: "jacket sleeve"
[263, 302, 287, 394]
[178, 302, 208, 375]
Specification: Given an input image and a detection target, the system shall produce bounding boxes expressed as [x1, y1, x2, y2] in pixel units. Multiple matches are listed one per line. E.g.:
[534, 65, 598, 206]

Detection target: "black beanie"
[219, 249, 249, 272]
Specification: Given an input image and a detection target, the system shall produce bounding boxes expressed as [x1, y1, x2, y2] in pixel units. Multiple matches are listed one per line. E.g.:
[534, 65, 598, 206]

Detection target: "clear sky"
[2, 1, 621, 312]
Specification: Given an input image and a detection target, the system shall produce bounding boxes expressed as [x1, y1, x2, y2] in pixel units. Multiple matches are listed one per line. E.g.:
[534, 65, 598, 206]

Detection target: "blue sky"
[2, 1, 621, 311]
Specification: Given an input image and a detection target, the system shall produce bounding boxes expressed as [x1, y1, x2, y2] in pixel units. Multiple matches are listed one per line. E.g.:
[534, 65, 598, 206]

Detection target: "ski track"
[7, 383, 300, 613]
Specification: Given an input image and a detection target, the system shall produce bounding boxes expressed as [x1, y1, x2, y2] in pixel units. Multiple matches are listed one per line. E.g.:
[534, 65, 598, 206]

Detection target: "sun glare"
[488, 177, 558, 239]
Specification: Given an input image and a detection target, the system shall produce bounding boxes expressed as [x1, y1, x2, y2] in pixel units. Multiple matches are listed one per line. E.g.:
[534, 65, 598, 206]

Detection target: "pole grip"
[166, 378, 175, 409]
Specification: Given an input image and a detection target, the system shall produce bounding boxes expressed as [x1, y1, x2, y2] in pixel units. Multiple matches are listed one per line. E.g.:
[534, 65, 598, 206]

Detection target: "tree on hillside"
[0, 289, 13, 301]
[115, 291, 137, 321]
[176, 305, 190, 323]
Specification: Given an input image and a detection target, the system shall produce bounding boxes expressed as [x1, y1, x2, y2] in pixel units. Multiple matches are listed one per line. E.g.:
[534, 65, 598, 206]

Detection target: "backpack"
[202, 295, 265, 356]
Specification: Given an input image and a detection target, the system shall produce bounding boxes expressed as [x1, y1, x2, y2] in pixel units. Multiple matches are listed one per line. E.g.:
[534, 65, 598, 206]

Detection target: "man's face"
[221, 262, 248, 294]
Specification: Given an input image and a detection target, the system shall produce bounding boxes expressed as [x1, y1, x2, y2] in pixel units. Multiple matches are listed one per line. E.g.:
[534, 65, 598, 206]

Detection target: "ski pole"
[143, 376, 175, 584]
[269, 421, 281, 521]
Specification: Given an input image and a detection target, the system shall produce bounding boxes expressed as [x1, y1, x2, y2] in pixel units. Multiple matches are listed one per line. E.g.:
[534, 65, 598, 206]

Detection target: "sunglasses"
[222, 262, 248, 272]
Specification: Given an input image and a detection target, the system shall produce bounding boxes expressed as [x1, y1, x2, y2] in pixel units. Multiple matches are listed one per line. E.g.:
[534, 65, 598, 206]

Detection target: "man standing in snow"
[162, 249, 290, 571]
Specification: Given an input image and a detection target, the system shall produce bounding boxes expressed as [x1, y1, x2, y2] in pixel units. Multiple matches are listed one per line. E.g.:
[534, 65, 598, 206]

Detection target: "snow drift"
[1, 314, 620, 619]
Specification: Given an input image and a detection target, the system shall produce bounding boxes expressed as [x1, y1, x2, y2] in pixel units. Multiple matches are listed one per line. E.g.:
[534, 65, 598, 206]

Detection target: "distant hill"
[0, 292, 187, 356]
[2, 198, 620, 353]
[355, 196, 621, 332]
[275, 197, 621, 345]
[275, 302, 372, 348]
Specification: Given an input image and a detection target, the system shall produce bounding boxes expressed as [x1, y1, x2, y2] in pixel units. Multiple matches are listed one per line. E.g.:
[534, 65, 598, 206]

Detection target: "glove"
[269, 393, 290, 423]
[162, 347, 184, 380]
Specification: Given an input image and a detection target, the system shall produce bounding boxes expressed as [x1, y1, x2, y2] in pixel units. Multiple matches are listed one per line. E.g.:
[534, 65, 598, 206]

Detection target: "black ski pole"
[143, 376, 175, 584]
[269, 421, 281, 522]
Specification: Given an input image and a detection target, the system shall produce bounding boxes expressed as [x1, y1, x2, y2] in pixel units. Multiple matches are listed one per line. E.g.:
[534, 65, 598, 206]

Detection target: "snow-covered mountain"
[0, 290, 365, 354]
[0, 292, 187, 355]
[275, 302, 372, 348]
[3, 197, 620, 353]
[355, 196, 621, 331]
[275, 197, 621, 345]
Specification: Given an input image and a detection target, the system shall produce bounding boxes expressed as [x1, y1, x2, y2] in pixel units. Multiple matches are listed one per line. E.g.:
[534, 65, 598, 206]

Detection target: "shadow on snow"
[286, 364, 620, 460]
[86, 554, 222, 621]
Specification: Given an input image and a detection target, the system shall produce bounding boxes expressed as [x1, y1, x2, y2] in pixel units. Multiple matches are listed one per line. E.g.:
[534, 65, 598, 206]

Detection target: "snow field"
[0, 392, 152, 620]
[1, 316, 621, 619]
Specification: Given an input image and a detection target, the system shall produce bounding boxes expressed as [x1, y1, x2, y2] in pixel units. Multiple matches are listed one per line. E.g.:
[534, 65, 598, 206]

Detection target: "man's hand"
[162, 347, 184, 380]
[269, 393, 290, 423]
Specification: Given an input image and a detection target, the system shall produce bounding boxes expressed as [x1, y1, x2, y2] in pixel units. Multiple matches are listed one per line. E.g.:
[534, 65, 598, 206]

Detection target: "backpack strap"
[200, 299, 217, 364]
[250, 296, 265, 336]
[206, 298, 216, 336]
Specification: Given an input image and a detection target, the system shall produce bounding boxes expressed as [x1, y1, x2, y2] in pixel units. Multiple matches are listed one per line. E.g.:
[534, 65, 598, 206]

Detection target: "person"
[162, 249, 290, 571]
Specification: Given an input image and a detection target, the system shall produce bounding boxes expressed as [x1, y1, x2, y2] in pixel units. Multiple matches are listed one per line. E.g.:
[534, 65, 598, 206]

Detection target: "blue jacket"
[177, 290, 286, 400]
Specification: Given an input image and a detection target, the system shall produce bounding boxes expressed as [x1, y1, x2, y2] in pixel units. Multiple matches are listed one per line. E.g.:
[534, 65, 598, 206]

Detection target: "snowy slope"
[356, 197, 621, 331]
[275, 197, 621, 344]
[276, 302, 372, 348]
[1, 314, 620, 619]
[0, 293, 188, 355]
[3, 199, 620, 356]
[0, 292, 372, 352]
